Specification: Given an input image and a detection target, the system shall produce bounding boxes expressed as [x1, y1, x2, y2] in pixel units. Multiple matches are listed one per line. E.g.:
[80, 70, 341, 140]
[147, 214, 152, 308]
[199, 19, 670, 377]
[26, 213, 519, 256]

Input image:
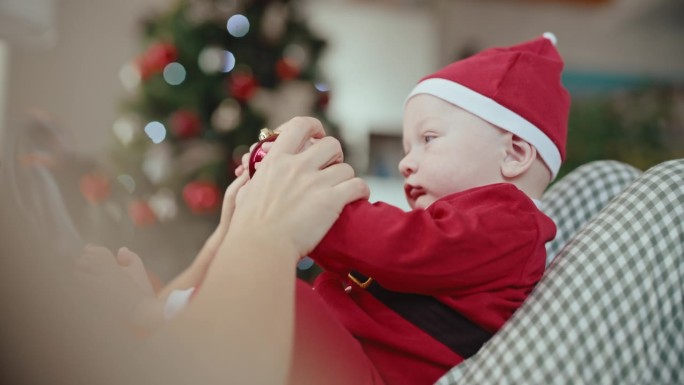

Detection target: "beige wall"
[434, 0, 684, 77]
[302, 1, 439, 171]
[5, 0, 171, 158]
[0, 41, 7, 145]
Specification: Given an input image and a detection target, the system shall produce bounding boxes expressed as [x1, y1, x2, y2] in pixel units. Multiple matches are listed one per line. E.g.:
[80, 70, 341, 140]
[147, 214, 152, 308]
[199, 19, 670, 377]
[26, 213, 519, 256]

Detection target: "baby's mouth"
[404, 184, 425, 201]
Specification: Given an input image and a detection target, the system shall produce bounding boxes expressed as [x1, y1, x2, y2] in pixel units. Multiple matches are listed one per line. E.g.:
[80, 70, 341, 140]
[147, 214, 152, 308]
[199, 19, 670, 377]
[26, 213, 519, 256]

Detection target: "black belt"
[348, 271, 493, 359]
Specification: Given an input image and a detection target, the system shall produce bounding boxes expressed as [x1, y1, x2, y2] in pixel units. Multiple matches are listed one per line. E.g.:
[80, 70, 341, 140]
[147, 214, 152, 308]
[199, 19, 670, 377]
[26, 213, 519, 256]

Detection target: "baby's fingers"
[332, 177, 370, 207]
[316, 162, 356, 186]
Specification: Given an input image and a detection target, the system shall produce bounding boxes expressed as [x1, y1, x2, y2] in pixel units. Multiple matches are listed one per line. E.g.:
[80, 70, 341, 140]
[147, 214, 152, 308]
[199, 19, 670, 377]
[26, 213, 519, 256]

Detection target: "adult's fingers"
[235, 163, 245, 177]
[298, 136, 344, 171]
[268, 117, 326, 156]
[224, 172, 249, 203]
[116, 247, 143, 267]
[82, 245, 113, 260]
[76, 245, 116, 274]
[218, 173, 249, 229]
[117, 248, 156, 295]
[237, 142, 269, 176]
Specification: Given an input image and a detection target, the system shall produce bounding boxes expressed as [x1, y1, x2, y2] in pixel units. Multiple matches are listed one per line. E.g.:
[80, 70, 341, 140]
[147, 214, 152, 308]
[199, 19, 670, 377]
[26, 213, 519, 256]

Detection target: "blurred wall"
[435, 0, 684, 78]
[303, 1, 439, 172]
[4, 0, 171, 158]
[0, 42, 7, 143]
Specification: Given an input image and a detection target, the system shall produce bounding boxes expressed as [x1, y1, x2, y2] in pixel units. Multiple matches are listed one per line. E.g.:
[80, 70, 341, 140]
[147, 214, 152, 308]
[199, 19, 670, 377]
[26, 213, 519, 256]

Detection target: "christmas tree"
[84, 0, 339, 279]
[109, 0, 337, 226]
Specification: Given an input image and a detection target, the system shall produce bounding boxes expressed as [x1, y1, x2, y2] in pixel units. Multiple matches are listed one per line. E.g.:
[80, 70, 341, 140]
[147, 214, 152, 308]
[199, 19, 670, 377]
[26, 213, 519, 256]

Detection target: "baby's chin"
[408, 195, 436, 210]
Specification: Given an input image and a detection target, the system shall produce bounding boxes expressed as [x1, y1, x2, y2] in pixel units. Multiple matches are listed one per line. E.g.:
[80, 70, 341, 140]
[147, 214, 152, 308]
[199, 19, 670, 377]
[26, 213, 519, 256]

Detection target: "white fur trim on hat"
[407, 78, 562, 179]
[542, 32, 557, 46]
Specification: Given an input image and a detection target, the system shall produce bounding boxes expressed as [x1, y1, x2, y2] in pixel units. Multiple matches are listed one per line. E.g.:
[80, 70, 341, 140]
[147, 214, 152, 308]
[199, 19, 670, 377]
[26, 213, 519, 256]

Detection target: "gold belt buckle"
[348, 272, 373, 289]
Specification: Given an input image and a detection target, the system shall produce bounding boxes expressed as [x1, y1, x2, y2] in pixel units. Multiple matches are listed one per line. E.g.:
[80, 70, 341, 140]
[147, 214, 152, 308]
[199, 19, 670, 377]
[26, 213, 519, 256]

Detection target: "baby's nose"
[398, 154, 415, 178]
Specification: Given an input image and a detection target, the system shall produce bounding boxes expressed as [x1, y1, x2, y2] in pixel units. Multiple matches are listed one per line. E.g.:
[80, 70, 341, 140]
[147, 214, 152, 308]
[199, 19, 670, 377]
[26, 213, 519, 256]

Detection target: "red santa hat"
[407, 32, 570, 179]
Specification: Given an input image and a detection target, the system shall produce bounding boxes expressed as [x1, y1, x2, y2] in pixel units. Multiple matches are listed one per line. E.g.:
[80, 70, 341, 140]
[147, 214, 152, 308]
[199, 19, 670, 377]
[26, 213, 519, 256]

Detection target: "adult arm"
[156, 173, 249, 302]
[151, 117, 369, 385]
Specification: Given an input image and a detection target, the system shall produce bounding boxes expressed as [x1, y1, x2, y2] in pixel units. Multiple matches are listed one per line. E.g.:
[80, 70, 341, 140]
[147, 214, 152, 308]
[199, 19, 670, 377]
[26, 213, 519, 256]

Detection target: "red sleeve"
[310, 183, 551, 295]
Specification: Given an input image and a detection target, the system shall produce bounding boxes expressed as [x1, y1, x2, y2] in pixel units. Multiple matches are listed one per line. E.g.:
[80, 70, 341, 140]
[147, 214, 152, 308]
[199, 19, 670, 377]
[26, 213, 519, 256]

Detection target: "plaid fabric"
[542, 160, 641, 265]
[437, 159, 684, 385]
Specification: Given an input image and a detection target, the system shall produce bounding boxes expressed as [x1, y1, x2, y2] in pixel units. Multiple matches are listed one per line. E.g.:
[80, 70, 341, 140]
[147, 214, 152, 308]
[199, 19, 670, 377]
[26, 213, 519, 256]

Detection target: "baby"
[290, 32, 570, 385]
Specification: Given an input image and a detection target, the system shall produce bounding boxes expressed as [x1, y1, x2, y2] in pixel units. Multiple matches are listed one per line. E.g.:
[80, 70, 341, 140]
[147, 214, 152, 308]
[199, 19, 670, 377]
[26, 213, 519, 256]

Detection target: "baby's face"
[400, 94, 508, 209]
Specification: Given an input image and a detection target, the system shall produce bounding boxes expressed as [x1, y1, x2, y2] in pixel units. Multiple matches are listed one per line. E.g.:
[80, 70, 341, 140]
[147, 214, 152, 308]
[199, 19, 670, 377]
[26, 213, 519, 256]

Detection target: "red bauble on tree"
[128, 200, 157, 227]
[182, 180, 221, 214]
[275, 58, 301, 81]
[170, 109, 202, 139]
[137, 42, 178, 80]
[318, 90, 331, 109]
[229, 72, 258, 102]
[79, 172, 111, 205]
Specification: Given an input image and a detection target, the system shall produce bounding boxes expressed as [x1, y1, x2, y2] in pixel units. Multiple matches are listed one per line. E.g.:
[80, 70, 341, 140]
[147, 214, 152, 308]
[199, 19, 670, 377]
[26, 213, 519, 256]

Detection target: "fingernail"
[116, 252, 132, 267]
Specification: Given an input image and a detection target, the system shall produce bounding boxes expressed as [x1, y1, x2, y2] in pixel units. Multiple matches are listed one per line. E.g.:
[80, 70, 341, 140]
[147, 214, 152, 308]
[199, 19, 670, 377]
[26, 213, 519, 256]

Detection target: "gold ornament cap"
[258, 128, 277, 141]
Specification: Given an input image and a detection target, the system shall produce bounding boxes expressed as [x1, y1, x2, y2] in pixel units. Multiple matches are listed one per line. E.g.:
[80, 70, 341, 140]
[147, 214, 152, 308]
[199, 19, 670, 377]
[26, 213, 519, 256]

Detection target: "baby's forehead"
[405, 97, 500, 131]
[406, 95, 479, 121]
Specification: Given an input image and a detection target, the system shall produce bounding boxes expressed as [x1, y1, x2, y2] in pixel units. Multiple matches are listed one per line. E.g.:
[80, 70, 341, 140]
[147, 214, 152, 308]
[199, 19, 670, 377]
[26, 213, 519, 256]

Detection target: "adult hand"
[198, 172, 249, 264]
[235, 125, 342, 178]
[75, 245, 158, 323]
[229, 117, 368, 259]
[157, 171, 249, 301]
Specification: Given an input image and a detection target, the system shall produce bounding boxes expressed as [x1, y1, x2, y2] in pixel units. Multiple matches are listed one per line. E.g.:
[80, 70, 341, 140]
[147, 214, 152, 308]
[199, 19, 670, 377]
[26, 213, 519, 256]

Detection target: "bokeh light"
[117, 174, 136, 194]
[163, 62, 187, 85]
[198, 47, 224, 74]
[119, 62, 141, 91]
[112, 115, 139, 146]
[149, 188, 178, 222]
[314, 82, 330, 92]
[222, 50, 236, 73]
[144, 121, 167, 144]
[297, 256, 315, 271]
[227, 14, 250, 37]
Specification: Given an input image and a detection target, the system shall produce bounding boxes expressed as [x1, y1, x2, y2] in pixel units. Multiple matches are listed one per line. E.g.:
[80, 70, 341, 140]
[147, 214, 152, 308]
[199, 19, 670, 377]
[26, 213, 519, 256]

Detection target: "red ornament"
[79, 172, 111, 205]
[318, 90, 331, 109]
[170, 109, 202, 139]
[275, 58, 300, 81]
[182, 180, 221, 214]
[229, 73, 258, 102]
[249, 129, 279, 177]
[137, 42, 178, 80]
[128, 200, 157, 227]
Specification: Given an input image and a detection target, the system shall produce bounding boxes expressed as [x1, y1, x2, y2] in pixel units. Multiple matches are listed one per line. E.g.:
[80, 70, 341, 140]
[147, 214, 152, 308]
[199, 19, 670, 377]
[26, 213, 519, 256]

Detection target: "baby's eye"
[424, 135, 436, 144]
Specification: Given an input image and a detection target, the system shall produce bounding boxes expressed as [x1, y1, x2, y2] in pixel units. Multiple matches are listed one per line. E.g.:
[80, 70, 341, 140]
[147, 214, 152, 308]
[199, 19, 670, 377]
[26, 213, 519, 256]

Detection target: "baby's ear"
[501, 134, 537, 179]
